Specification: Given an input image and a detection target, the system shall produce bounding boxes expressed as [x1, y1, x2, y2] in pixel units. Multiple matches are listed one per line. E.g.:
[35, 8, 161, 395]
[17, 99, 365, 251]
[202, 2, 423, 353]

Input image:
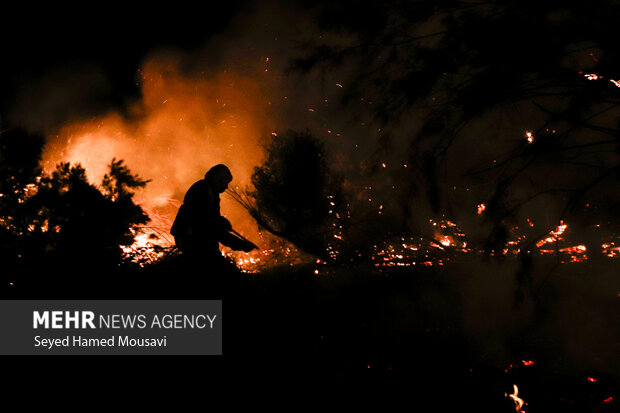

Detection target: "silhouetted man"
[171, 164, 256, 266]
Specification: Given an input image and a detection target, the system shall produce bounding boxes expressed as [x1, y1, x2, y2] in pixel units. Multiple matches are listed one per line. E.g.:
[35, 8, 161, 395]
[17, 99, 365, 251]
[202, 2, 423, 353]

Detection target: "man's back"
[171, 179, 221, 255]
[170, 164, 257, 264]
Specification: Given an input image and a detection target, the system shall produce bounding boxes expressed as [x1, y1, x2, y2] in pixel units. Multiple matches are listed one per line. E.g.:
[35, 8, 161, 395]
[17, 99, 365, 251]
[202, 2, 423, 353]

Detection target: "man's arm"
[219, 231, 256, 252]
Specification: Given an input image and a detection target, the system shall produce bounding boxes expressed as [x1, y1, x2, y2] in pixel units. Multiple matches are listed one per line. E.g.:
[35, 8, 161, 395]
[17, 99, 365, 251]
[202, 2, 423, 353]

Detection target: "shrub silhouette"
[27, 160, 149, 270]
[0, 127, 150, 285]
[246, 130, 346, 260]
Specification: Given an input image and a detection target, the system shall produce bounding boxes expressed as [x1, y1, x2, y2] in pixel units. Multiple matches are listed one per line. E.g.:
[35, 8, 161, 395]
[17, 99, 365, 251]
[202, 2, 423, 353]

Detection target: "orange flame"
[41, 57, 281, 268]
[536, 221, 567, 248]
[438, 235, 454, 247]
[525, 131, 534, 144]
[506, 384, 525, 412]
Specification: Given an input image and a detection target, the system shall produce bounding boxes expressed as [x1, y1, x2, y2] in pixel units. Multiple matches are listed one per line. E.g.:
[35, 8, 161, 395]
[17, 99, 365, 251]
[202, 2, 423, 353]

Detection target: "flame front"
[41, 58, 279, 268]
[34, 58, 620, 270]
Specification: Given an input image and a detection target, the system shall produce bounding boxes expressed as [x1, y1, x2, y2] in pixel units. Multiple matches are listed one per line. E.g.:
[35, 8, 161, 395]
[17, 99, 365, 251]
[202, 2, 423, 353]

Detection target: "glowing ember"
[536, 221, 567, 248]
[439, 235, 453, 247]
[40, 58, 278, 271]
[525, 131, 534, 144]
[506, 384, 526, 412]
[559, 245, 587, 262]
[477, 203, 486, 215]
[551, 222, 568, 237]
[602, 242, 620, 257]
[121, 228, 169, 266]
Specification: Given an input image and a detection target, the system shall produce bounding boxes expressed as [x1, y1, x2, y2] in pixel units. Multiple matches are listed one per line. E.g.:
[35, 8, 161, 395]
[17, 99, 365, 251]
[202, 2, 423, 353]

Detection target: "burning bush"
[27, 160, 150, 269]
[242, 130, 346, 260]
[0, 128, 150, 281]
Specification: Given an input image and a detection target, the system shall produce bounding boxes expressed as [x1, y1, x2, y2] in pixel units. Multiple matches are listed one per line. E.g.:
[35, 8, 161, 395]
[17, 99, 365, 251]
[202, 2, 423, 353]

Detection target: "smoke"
[14, 2, 384, 253]
[10, 2, 357, 267]
[40, 57, 276, 241]
[8, 1, 617, 247]
[3, 0, 619, 385]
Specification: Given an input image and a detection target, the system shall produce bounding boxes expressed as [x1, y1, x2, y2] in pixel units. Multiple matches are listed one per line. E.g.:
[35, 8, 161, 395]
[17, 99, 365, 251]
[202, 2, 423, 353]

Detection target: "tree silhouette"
[293, 0, 620, 256]
[234, 130, 346, 260]
[0, 127, 44, 276]
[26, 160, 149, 270]
[0, 127, 150, 289]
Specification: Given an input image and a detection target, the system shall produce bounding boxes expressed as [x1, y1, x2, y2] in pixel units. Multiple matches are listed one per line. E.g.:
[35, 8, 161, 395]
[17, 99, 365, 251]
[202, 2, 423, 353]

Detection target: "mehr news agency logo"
[32, 310, 217, 349]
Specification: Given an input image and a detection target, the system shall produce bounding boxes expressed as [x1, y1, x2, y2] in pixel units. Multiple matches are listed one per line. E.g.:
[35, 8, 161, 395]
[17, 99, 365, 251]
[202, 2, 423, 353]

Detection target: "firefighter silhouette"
[171, 164, 257, 265]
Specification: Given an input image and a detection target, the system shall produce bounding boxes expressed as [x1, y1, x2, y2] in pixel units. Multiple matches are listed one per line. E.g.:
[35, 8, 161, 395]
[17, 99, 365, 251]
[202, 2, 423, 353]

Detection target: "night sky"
[1, 1, 250, 112]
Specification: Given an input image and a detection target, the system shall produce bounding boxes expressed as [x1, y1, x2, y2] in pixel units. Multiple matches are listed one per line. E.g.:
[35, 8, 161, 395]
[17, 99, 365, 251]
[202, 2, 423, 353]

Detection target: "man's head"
[205, 164, 233, 193]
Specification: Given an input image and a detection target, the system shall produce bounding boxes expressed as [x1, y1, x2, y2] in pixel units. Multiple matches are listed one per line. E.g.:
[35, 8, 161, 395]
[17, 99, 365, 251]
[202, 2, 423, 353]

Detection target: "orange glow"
[40, 57, 284, 269]
[551, 222, 568, 237]
[506, 384, 525, 412]
[536, 221, 567, 248]
[525, 131, 534, 144]
[602, 242, 620, 257]
[35, 63, 619, 275]
[438, 235, 453, 247]
[559, 245, 586, 253]
[560, 245, 588, 263]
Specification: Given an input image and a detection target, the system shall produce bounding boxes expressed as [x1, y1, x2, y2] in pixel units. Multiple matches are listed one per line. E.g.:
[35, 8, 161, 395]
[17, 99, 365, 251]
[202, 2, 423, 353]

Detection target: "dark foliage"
[0, 128, 149, 286]
[27, 160, 149, 269]
[293, 0, 620, 254]
[0, 128, 44, 272]
[245, 130, 346, 259]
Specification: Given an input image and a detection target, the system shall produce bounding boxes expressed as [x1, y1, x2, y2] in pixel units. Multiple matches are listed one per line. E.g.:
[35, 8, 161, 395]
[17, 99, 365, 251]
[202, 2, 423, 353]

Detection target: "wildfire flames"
[31, 58, 620, 271]
[367, 214, 615, 269]
[39, 57, 311, 270]
[534, 221, 589, 263]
